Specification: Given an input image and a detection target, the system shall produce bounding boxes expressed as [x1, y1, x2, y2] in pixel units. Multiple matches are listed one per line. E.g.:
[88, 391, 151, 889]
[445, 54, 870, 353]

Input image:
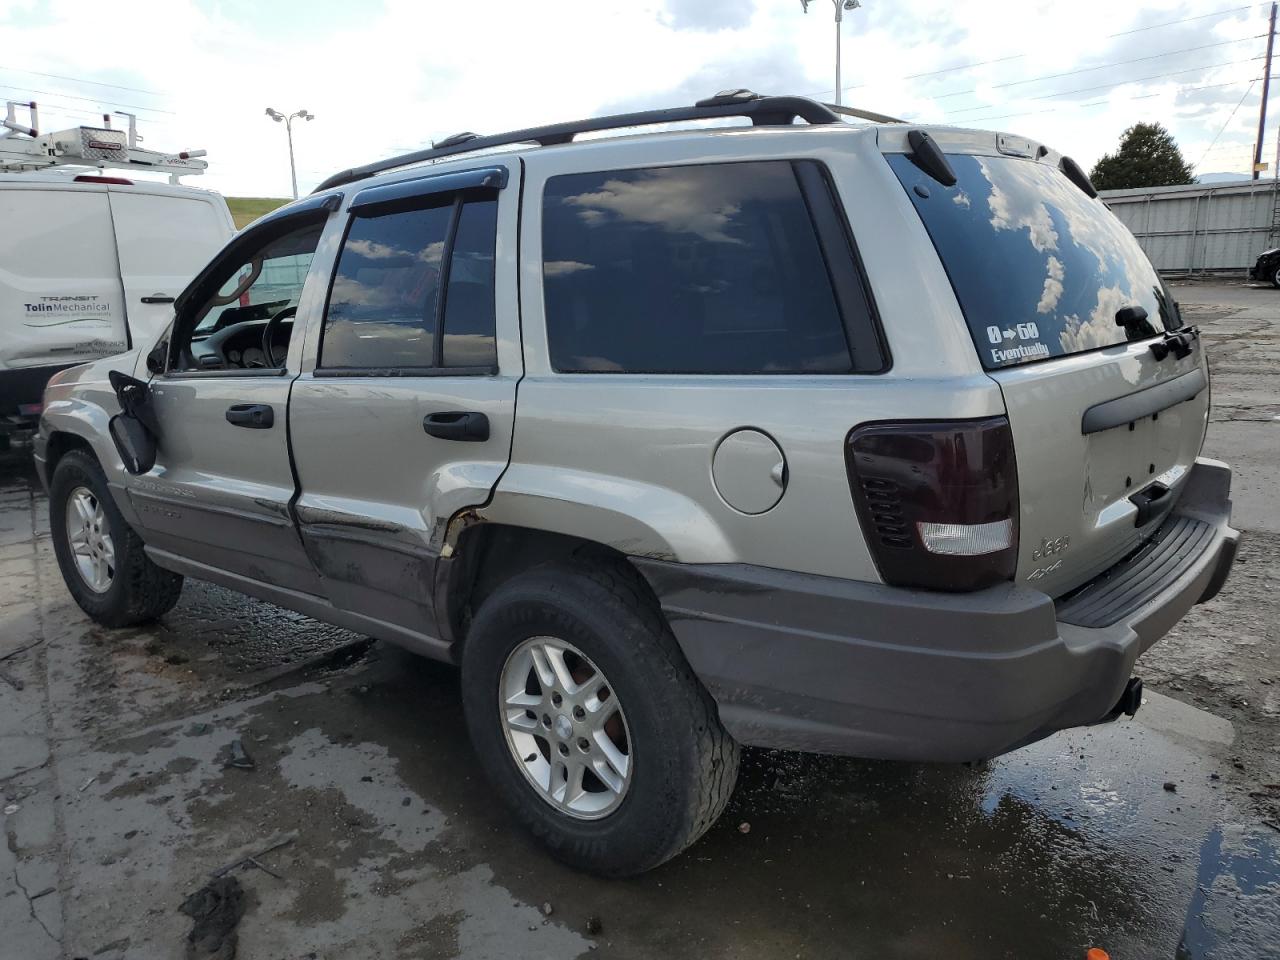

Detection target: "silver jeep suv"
[35, 92, 1238, 876]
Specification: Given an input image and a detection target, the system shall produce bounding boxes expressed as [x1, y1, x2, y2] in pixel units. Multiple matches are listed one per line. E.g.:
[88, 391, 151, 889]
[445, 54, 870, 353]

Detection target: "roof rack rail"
[314, 90, 846, 193]
[823, 103, 904, 124]
[0, 101, 208, 182]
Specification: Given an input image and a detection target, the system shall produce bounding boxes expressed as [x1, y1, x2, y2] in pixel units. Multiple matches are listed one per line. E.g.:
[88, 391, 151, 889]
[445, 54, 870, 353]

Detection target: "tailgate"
[884, 134, 1210, 596]
[992, 347, 1208, 594]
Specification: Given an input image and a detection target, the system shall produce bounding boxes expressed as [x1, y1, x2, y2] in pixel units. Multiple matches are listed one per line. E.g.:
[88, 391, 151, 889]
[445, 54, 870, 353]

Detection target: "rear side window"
[887, 152, 1171, 369]
[541, 160, 883, 374]
[321, 194, 498, 370]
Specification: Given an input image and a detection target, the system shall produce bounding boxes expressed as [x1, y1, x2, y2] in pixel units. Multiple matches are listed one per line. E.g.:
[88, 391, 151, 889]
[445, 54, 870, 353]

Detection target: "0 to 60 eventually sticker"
[987, 322, 1039, 344]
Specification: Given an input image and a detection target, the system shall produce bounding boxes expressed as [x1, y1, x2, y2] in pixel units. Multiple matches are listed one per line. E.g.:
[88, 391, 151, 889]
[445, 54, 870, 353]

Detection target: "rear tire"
[49, 450, 183, 626]
[461, 560, 739, 877]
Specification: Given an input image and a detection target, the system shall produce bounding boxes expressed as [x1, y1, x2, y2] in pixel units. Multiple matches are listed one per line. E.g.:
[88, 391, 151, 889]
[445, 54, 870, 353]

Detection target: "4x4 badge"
[1031, 535, 1071, 562]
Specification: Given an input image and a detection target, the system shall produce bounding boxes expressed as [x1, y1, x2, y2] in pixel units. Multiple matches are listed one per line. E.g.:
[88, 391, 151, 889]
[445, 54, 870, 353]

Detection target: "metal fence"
[1100, 179, 1279, 275]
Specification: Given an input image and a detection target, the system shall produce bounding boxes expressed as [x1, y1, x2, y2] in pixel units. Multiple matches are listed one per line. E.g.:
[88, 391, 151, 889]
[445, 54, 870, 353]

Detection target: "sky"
[0, 0, 1275, 197]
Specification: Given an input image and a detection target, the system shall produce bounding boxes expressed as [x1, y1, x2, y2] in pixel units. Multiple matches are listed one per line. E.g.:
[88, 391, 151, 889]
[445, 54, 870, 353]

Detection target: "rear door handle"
[225, 403, 274, 429]
[423, 411, 489, 442]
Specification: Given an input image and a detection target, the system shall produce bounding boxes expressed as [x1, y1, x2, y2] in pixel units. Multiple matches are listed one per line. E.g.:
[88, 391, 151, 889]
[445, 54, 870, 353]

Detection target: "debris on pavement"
[738, 821, 751, 834]
[585, 916, 603, 936]
[1163, 782, 1178, 793]
[223, 739, 255, 771]
[179, 875, 245, 959]
[210, 833, 296, 879]
[541, 901, 554, 916]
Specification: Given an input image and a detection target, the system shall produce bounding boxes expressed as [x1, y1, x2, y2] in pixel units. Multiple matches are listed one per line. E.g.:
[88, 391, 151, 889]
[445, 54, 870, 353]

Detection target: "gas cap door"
[712, 429, 787, 515]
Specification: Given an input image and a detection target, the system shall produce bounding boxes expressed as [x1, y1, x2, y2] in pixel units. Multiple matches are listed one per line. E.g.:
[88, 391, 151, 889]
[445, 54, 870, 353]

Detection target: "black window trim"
[161, 367, 291, 381]
[541, 157, 891, 376]
[792, 160, 892, 375]
[316, 184, 501, 376]
[349, 165, 508, 216]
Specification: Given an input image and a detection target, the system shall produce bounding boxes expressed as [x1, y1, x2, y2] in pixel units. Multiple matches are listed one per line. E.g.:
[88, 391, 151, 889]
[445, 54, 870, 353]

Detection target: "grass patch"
[226, 197, 290, 230]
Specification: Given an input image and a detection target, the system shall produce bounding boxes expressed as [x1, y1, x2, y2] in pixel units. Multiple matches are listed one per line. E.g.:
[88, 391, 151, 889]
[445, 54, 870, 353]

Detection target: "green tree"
[1089, 122, 1195, 191]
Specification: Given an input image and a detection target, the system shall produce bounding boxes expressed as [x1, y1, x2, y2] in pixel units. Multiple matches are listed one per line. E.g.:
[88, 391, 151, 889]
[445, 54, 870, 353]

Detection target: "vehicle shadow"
[320, 645, 1156, 960]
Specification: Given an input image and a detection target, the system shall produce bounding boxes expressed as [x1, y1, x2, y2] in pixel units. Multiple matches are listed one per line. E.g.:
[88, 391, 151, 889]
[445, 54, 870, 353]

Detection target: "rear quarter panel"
[489, 126, 1004, 579]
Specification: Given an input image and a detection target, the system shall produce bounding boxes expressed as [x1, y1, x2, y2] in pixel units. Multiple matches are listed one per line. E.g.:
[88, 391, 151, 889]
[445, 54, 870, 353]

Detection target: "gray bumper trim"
[632, 458, 1238, 762]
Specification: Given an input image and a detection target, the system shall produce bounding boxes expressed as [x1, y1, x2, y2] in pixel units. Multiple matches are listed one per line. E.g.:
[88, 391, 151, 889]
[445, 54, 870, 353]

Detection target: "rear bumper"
[633, 458, 1238, 762]
[0, 364, 76, 433]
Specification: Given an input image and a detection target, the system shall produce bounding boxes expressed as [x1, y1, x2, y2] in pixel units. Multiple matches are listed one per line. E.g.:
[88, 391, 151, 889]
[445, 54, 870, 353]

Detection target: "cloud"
[562, 169, 751, 244]
[1059, 283, 1130, 353]
[0, 0, 1261, 198]
[1037, 255, 1065, 314]
[981, 157, 1059, 252]
[662, 0, 755, 32]
[544, 260, 596, 278]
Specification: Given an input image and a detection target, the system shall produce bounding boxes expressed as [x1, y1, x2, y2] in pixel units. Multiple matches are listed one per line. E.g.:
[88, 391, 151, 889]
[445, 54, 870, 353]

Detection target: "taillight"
[73, 175, 134, 185]
[845, 417, 1019, 592]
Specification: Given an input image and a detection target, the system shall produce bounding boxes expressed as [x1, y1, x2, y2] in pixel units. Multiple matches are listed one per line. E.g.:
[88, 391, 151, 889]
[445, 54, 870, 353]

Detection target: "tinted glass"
[321, 203, 451, 368]
[888, 152, 1169, 369]
[542, 162, 853, 374]
[442, 198, 498, 367]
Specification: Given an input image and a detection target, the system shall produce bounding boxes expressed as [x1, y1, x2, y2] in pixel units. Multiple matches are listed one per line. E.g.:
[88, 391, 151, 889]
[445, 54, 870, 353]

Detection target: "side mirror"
[146, 339, 168, 375]
[108, 415, 157, 475]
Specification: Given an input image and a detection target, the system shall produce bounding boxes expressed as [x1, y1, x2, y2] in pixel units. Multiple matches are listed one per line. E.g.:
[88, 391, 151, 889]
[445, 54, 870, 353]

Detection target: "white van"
[0, 173, 234, 442]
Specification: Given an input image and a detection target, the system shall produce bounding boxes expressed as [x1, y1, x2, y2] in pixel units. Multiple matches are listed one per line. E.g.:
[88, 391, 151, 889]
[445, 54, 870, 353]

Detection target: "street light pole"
[265, 107, 314, 199]
[802, 0, 861, 107]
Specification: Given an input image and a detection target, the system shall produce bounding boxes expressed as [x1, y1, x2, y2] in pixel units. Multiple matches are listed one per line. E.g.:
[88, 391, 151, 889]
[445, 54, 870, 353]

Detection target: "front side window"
[173, 220, 323, 371]
[320, 193, 498, 370]
[541, 161, 868, 374]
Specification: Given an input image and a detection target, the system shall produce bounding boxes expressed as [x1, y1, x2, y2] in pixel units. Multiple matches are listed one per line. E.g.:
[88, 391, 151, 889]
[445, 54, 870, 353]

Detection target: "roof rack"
[315, 90, 899, 193]
[0, 101, 208, 182]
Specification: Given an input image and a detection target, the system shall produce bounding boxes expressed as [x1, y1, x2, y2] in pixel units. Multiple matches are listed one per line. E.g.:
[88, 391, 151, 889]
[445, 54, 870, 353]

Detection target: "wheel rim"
[499, 636, 633, 820]
[65, 486, 115, 594]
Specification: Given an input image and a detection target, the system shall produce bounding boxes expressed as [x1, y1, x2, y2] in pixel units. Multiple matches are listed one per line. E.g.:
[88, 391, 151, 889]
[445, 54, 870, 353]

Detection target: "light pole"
[801, 0, 861, 106]
[265, 107, 313, 199]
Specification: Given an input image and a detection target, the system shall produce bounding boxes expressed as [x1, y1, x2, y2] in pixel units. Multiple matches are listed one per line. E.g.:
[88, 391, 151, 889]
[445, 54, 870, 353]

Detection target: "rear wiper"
[1116, 305, 1198, 360]
[1115, 305, 1157, 340]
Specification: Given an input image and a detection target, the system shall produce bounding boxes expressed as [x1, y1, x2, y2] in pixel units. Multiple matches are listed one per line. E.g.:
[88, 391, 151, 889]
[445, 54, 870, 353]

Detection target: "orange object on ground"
[1086, 950, 1111, 960]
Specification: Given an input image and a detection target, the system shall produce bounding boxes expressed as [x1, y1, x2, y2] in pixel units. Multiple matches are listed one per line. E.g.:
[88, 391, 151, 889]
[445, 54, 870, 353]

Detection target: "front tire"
[49, 450, 183, 627]
[1271, 265, 1280, 289]
[461, 561, 740, 877]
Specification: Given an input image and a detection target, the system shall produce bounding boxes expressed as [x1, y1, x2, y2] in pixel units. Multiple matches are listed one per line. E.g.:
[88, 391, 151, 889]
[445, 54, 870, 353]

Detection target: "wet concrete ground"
[2, 281, 1279, 960]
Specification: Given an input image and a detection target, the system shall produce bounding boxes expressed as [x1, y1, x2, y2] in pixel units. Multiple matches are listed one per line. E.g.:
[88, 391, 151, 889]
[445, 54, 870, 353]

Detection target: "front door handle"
[423, 411, 489, 442]
[141, 293, 175, 304]
[226, 403, 274, 429]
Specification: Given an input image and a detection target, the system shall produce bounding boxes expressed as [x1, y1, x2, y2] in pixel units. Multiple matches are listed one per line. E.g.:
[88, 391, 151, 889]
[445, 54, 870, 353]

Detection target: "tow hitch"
[1104, 677, 1144, 721]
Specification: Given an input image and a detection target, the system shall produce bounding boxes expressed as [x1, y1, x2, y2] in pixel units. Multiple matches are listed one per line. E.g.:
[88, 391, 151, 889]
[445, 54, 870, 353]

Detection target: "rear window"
[887, 152, 1171, 369]
[542, 160, 882, 374]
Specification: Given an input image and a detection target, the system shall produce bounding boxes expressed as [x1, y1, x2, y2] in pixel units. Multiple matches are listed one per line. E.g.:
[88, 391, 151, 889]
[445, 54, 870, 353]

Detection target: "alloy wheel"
[499, 636, 633, 820]
[65, 486, 115, 593]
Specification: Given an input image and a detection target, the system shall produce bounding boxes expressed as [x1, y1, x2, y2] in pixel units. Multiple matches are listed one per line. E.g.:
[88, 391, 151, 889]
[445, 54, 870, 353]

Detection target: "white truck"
[1, 102, 234, 444]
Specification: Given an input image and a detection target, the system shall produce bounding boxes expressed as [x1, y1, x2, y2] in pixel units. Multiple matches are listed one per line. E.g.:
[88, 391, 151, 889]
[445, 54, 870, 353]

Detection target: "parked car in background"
[1249, 246, 1280, 287]
[34, 92, 1238, 876]
[0, 173, 233, 445]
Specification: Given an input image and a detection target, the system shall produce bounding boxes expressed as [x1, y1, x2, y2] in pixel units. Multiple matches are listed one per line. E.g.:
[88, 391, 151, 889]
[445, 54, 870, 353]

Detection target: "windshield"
[887, 152, 1172, 369]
